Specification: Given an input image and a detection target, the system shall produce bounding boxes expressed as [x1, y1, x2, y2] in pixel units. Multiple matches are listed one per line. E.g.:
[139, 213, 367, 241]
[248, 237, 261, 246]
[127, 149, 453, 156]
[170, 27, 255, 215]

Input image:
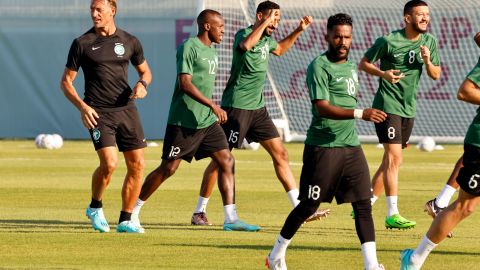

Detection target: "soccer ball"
[51, 134, 64, 149]
[241, 139, 260, 151]
[418, 136, 436, 152]
[42, 134, 56, 149]
[35, 134, 46, 148]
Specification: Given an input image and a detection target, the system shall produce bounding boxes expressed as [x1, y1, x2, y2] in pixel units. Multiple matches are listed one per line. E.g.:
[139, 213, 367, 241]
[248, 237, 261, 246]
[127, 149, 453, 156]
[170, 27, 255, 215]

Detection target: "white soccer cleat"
[266, 254, 287, 270]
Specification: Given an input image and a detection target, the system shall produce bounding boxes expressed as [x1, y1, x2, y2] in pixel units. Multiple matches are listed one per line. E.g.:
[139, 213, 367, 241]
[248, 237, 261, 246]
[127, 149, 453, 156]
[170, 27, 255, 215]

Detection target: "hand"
[211, 104, 227, 124]
[474, 32, 480, 48]
[362, 108, 387, 123]
[420, 45, 431, 64]
[298, 16, 313, 31]
[130, 82, 148, 99]
[264, 8, 279, 25]
[382, 69, 405, 84]
[80, 105, 99, 129]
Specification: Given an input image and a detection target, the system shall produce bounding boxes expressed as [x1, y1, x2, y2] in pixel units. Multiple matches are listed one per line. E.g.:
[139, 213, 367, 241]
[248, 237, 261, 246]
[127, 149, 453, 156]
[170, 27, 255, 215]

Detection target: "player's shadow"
[0, 219, 92, 233]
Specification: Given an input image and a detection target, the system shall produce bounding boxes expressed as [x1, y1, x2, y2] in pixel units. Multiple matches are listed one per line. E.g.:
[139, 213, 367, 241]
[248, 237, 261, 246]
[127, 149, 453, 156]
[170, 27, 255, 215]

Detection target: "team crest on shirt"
[351, 69, 359, 83]
[114, 43, 125, 57]
[91, 128, 101, 142]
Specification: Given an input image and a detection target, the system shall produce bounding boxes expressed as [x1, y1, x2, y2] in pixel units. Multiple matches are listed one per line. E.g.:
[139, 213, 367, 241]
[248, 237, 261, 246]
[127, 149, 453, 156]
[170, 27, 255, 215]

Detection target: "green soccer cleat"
[400, 249, 418, 270]
[86, 207, 110, 233]
[385, 214, 416, 229]
[223, 219, 260, 232]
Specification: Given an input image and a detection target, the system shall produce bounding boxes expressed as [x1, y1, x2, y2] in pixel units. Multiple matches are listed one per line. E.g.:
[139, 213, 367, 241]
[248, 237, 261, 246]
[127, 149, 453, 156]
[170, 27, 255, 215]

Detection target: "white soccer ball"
[418, 136, 436, 152]
[35, 134, 46, 148]
[241, 139, 260, 151]
[51, 134, 64, 149]
[42, 134, 56, 149]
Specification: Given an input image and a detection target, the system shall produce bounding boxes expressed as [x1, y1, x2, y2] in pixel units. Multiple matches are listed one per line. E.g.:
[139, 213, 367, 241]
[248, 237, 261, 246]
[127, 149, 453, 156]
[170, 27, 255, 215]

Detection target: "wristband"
[138, 79, 148, 89]
[353, 109, 364, 119]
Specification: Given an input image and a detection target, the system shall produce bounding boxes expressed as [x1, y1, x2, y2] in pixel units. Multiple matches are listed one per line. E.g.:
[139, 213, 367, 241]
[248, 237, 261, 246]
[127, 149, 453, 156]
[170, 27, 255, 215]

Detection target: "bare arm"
[457, 78, 480, 105]
[313, 99, 387, 123]
[271, 16, 313, 56]
[239, 9, 278, 51]
[60, 67, 99, 129]
[358, 57, 405, 84]
[178, 73, 227, 124]
[130, 60, 153, 99]
[420, 45, 441, 80]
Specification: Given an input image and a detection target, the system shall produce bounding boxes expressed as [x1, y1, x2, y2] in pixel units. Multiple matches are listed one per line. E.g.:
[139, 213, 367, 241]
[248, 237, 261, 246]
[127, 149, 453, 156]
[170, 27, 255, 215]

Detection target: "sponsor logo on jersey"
[114, 43, 125, 57]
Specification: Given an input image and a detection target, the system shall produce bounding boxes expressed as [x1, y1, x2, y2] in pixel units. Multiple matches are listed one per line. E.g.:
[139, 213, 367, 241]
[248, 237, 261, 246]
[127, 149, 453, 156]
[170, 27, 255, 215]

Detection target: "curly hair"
[327, 13, 353, 31]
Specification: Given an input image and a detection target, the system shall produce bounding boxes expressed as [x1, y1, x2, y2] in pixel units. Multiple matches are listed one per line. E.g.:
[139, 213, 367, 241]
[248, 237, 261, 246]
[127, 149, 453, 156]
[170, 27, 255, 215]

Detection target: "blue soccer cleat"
[86, 207, 110, 233]
[223, 219, 261, 232]
[400, 249, 417, 270]
[116, 220, 145, 233]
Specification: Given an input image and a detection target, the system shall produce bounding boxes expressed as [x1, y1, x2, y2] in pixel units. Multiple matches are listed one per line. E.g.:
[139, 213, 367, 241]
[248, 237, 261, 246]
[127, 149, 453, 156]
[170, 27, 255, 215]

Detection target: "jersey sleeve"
[65, 39, 82, 71]
[428, 37, 440, 66]
[268, 37, 278, 52]
[130, 36, 146, 66]
[176, 42, 195, 75]
[364, 36, 388, 63]
[306, 61, 330, 101]
[467, 57, 480, 87]
[233, 29, 246, 51]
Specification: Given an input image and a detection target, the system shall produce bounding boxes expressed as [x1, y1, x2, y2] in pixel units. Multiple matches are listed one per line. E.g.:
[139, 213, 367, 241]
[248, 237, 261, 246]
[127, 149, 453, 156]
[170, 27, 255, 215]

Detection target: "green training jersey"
[221, 26, 278, 110]
[464, 57, 480, 147]
[305, 53, 360, 147]
[168, 37, 218, 129]
[365, 29, 440, 118]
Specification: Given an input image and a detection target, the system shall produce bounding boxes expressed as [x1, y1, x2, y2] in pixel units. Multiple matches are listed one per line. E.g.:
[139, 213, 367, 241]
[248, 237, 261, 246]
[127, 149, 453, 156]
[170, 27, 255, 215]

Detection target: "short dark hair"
[327, 13, 353, 31]
[256, 1, 280, 14]
[197, 9, 222, 26]
[404, 0, 428, 15]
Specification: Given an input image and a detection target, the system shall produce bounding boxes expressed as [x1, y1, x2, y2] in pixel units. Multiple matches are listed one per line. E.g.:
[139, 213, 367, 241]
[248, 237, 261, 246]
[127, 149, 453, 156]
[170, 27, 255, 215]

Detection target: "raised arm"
[271, 16, 313, 56]
[239, 9, 278, 51]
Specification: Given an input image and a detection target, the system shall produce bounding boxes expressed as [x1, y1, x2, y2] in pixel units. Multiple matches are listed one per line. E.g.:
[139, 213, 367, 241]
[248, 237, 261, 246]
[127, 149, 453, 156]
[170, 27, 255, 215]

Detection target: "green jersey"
[305, 53, 360, 147]
[167, 37, 218, 129]
[464, 57, 480, 147]
[365, 29, 440, 118]
[221, 26, 278, 110]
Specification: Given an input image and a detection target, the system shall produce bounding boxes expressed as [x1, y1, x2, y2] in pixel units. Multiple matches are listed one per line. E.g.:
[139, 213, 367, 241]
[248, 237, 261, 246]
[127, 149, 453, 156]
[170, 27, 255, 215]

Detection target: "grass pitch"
[0, 140, 479, 269]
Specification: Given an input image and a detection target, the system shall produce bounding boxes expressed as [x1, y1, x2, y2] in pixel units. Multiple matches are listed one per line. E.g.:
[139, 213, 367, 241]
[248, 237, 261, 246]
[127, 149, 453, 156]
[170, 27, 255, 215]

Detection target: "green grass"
[0, 140, 479, 269]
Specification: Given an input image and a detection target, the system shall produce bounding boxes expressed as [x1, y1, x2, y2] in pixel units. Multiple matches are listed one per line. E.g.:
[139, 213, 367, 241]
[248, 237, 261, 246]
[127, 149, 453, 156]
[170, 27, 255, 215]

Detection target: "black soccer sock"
[352, 199, 375, 244]
[119, 211, 132, 223]
[280, 199, 320, 239]
[89, 198, 103, 208]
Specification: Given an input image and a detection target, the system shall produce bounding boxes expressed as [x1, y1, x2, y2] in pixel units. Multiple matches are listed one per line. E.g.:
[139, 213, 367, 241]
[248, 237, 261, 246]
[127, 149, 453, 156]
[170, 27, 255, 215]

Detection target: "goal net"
[198, 0, 480, 143]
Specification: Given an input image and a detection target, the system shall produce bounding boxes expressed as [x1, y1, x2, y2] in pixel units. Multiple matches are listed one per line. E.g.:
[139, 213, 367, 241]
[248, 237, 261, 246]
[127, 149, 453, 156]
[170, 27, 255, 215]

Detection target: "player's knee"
[300, 198, 321, 217]
[218, 152, 235, 172]
[127, 158, 145, 174]
[352, 199, 372, 219]
[386, 153, 402, 168]
[460, 202, 477, 217]
[100, 160, 118, 176]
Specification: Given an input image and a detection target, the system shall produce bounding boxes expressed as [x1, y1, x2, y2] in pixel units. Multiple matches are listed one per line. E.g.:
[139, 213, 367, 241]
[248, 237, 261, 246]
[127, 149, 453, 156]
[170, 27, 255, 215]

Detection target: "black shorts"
[221, 107, 279, 148]
[456, 144, 480, 196]
[161, 123, 229, 162]
[375, 113, 414, 148]
[298, 145, 372, 204]
[88, 107, 146, 152]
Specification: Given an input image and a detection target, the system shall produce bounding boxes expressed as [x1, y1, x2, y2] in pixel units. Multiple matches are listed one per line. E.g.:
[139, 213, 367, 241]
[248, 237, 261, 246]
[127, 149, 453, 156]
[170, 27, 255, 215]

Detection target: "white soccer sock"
[411, 235, 438, 269]
[287, 189, 300, 208]
[269, 234, 292, 260]
[370, 195, 378, 206]
[132, 198, 145, 214]
[194, 196, 210, 213]
[361, 242, 379, 270]
[435, 184, 457, 208]
[386, 196, 399, 217]
[223, 204, 238, 223]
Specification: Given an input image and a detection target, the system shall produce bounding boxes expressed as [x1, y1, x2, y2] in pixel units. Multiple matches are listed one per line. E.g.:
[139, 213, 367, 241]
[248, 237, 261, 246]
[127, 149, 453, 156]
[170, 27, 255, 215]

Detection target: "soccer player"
[190, 0, 329, 227]
[131, 9, 259, 232]
[60, 0, 152, 233]
[358, 0, 441, 230]
[400, 57, 480, 270]
[266, 13, 387, 270]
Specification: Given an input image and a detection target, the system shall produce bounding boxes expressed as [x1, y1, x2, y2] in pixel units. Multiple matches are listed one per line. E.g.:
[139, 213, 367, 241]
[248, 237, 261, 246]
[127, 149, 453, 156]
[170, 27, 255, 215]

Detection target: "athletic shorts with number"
[161, 123, 229, 162]
[457, 143, 480, 196]
[221, 107, 279, 148]
[375, 113, 414, 148]
[88, 107, 146, 152]
[298, 145, 372, 204]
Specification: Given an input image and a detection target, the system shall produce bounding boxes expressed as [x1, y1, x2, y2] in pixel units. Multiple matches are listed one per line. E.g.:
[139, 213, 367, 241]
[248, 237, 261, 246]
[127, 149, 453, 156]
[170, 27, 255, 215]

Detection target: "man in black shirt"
[60, 0, 152, 233]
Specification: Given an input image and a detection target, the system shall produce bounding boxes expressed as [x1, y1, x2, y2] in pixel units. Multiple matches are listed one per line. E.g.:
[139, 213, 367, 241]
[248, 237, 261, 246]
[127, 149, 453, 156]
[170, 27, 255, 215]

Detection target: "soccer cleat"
[385, 214, 416, 230]
[266, 254, 287, 270]
[130, 213, 144, 229]
[86, 207, 110, 233]
[223, 219, 261, 232]
[191, 212, 213, 226]
[116, 220, 145, 233]
[400, 249, 418, 270]
[305, 208, 331, 223]
[368, 264, 385, 270]
[424, 199, 453, 238]
[351, 210, 355, 219]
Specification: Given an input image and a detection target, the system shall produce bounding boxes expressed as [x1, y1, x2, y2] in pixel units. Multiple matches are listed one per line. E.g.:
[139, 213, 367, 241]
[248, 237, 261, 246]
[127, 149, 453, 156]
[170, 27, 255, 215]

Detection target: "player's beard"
[328, 44, 350, 62]
[263, 27, 274, 37]
[413, 21, 428, 34]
